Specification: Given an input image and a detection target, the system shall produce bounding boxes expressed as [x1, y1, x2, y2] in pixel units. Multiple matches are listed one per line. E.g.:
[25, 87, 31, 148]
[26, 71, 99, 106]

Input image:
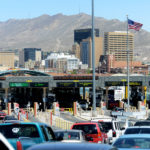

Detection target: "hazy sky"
[0, 0, 149, 31]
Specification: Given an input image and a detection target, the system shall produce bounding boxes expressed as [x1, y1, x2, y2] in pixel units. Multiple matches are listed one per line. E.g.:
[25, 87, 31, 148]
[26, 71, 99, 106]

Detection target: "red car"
[0, 111, 6, 119]
[71, 122, 107, 143]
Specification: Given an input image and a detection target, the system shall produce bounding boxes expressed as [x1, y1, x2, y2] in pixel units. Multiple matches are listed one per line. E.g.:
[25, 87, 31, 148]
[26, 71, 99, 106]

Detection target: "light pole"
[92, 0, 96, 116]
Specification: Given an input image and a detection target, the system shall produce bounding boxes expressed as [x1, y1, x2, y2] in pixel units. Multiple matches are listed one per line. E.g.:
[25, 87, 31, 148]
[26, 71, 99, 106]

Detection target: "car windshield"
[55, 131, 80, 140]
[99, 122, 113, 131]
[72, 124, 98, 134]
[113, 137, 150, 149]
[125, 128, 150, 134]
[0, 124, 40, 138]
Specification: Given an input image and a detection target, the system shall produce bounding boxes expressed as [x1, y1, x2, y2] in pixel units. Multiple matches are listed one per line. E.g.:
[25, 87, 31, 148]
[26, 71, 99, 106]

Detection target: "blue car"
[112, 134, 150, 149]
[0, 122, 55, 150]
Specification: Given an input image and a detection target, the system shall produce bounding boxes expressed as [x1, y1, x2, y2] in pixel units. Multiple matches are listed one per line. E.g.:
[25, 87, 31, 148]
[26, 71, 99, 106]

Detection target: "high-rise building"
[72, 43, 80, 59]
[104, 31, 134, 61]
[74, 28, 99, 44]
[0, 51, 15, 68]
[80, 37, 103, 68]
[24, 48, 41, 62]
[19, 48, 42, 67]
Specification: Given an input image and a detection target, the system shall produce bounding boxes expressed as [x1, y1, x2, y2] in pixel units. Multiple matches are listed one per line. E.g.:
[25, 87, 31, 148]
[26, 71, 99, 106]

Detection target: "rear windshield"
[134, 122, 150, 126]
[55, 131, 80, 140]
[72, 124, 98, 134]
[99, 122, 113, 130]
[125, 128, 150, 134]
[0, 124, 40, 138]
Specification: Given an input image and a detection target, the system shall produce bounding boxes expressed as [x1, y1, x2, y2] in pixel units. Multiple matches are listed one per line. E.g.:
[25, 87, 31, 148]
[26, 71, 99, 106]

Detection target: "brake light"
[98, 132, 101, 138]
[112, 131, 116, 137]
[16, 141, 22, 150]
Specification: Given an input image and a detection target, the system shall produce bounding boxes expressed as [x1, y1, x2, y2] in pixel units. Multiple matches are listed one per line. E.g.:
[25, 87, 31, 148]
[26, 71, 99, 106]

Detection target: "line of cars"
[2, 110, 150, 150]
[112, 119, 150, 149]
[0, 120, 116, 150]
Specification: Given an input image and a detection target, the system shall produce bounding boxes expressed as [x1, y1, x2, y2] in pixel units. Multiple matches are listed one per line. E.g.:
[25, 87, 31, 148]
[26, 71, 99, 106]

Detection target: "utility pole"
[92, 0, 96, 116]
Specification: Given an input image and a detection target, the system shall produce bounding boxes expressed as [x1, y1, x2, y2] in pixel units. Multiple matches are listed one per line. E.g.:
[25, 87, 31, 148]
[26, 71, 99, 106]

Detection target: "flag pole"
[126, 15, 130, 109]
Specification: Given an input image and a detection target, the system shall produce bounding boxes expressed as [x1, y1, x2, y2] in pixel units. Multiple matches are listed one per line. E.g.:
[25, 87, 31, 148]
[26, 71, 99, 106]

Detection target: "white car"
[95, 119, 127, 144]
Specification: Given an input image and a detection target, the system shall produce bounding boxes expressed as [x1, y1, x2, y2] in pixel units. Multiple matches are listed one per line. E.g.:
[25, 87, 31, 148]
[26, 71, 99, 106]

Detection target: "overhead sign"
[57, 82, 75, 87]
[105, 81, 142, 86]
[10, 82, 29, 87]
[10, 82, 48, 88]
[57, 82, 92, 87]
[30, 82, 48, 87]
[77, 82, 92, 87]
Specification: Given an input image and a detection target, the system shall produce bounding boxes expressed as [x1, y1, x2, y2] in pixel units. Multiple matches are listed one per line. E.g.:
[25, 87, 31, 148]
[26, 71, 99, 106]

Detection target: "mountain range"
[0, 13, 150, 62]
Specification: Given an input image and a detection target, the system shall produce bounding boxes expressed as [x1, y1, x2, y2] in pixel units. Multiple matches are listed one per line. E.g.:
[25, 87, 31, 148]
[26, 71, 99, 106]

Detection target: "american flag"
[128, 19, 143, 31]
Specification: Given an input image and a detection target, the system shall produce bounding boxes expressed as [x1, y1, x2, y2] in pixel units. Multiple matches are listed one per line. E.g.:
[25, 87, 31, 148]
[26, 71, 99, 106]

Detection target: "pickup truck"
[0, 122, 56, 150]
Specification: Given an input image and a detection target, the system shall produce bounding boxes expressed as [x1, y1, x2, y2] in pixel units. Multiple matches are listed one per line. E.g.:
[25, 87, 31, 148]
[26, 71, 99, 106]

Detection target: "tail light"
[16, 141, 22, 150]
[112, 131, 116, 137]
[98, 132, 101, 138]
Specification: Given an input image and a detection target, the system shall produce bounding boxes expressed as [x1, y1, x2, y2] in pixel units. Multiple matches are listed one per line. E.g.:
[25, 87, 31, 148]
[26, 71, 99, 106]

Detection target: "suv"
[96, 119, 126, 144]
[71, 122, 107, 143]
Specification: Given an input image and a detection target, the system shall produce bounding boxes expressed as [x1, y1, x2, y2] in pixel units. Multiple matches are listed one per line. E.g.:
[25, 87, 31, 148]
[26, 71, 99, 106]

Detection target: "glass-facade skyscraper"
[24, 48, 41, 62]
[74, 28, 99, 44]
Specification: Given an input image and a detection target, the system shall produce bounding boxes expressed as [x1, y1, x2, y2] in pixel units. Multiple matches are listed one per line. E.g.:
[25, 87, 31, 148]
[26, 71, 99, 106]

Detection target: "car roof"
[126, 126, 150, 129]
[72, 122, 98, 125]
[119, 134, 150, 138]
[0, 122, 51, 126]
[27, 142, 114, 150]
[54, 129, 83, 132]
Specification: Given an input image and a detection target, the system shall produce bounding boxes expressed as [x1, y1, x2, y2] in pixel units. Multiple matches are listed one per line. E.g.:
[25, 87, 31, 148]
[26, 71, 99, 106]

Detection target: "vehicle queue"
[0, 106, 150, 150]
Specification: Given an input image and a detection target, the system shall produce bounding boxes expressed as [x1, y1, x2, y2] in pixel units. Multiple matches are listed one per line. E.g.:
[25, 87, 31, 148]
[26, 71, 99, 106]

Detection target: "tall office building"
[74, 28, 99, 44]
[19, 48, 42, 67]
[80, 37, 103, 68]
[72, 43, 80, 60]
[24, 48, 41, 62]
[0, 51, 15, 68]
[104, 31, 134, 61]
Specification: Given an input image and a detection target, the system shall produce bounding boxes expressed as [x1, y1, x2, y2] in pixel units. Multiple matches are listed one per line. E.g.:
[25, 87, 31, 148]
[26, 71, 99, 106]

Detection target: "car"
[77, 100, 89, 110]
[112, 134, 150, 149]
[54, 129, 87, 142]
[124, 126, 150, 134]
[0, 122, 55, 150]
[0, 111, 6, 119]
[0, 132, 15, 150]
[134, 120, 150, 126]
[27, 142, 117, 150]
[2, 115, 18, 123]
[93, 119, 125, 144]
[71, 122, 107, 143]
